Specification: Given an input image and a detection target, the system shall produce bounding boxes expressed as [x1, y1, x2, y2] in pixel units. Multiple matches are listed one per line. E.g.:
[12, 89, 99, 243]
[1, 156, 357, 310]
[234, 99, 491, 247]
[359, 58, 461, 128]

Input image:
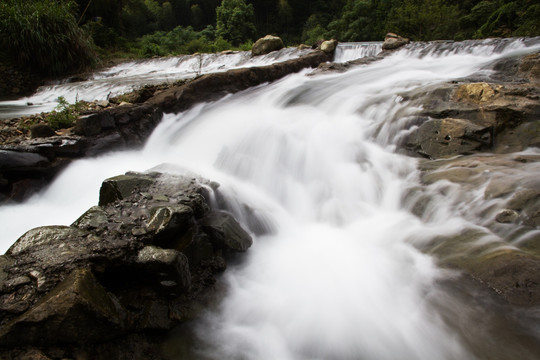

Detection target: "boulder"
[29, 124, 55, 138]
[382, 32, 409, 50]
[0, 268, 126, 346]
[320, 39, 338, 54]
[0, 170, 253, 357]
[406, 117, 492, 158]
[251, 35, 284, 56]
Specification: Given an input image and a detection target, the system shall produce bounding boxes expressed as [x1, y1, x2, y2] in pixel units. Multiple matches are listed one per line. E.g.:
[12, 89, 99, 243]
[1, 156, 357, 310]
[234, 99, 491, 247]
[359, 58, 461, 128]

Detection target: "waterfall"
[0, 47, 310, 120]
[2, 38, 540, 359]
[334, 42, 383, 62]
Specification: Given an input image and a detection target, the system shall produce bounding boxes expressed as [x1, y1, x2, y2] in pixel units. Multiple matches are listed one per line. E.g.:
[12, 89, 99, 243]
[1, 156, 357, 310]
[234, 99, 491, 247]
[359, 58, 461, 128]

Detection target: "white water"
[2, 38, 540, 359]
[0, 47, 309, 119]
[334, 42, 383, 62]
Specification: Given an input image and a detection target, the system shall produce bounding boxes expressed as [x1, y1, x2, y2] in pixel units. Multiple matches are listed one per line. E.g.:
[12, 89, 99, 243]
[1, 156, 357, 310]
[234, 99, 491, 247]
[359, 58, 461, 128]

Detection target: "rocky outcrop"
[400, 51, 540, 306]
[382, 33, 409, 51]
[0, 50, 331, 203]
[404, 52, 540, 159]
[0, 171, 252, 358]
[251, 35, 284, 56]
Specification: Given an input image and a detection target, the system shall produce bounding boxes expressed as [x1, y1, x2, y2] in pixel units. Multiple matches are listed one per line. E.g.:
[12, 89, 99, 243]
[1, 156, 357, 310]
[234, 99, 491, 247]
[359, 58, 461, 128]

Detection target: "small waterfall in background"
[0, 47, 310, 120]
[1, 38, 540, 359]
[334, 42, 383, 62]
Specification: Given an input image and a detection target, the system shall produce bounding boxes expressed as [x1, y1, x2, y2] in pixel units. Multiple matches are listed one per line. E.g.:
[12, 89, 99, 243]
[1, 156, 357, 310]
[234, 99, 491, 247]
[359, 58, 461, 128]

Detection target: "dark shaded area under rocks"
[0, 50, 331, 203]
[0, 171, 253, 359]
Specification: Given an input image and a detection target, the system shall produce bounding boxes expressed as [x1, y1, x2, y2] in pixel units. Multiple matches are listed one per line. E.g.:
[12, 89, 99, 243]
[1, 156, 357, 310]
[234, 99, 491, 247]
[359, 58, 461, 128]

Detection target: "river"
[1, 39, 540, 359]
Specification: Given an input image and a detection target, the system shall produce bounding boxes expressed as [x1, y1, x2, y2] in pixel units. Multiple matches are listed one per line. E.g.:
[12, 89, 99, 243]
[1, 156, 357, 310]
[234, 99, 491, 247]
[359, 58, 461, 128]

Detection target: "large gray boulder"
[251, 35, 284, 56]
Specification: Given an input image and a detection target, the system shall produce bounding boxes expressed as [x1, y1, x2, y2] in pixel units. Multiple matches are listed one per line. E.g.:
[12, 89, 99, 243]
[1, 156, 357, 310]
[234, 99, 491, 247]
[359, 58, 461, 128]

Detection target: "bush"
[0, 0, 96, 76]
[46, 97, 82, 130]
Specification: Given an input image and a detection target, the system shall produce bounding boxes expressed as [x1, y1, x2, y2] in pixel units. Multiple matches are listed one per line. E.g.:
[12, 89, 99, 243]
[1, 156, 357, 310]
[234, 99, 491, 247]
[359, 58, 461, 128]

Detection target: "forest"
[1, 0, 539, 76]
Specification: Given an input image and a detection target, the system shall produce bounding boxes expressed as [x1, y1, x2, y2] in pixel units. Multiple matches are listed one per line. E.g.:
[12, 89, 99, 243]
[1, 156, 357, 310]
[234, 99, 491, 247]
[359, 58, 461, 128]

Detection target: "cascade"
[1, 38, 540, 359]
[0, 47, 309, 120]
[334, 42, 383, 62]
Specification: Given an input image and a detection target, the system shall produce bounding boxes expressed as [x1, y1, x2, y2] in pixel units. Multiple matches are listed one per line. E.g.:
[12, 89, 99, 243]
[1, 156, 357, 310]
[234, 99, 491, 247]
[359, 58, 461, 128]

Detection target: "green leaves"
[0, 0, 95, 76]
[216, 0, 256, 46]
[46, 97, 82, 130]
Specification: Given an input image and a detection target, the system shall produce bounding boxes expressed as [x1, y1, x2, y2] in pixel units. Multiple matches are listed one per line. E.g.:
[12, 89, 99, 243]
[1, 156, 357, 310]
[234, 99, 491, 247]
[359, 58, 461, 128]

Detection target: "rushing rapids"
[1, 39, 540, 359]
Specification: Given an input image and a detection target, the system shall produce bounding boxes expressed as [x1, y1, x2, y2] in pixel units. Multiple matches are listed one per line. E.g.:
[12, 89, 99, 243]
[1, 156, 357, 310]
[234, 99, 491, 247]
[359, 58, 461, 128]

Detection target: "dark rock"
[252, 35, 284, 56]
[0, 268, 126, 346]
[136, 246, 191, 291]
[98, 174, 156, 206]
[201, 211, 253, 252]
[29, 124, 55, 138]
[0, 170, 253, 356]
[0, 150, 49, 170]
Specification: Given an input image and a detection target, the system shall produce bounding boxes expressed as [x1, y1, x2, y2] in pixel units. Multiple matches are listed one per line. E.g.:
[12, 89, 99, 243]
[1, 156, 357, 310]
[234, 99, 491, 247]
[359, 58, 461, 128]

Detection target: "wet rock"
[407, 118, 492, 158]
[98, 173, 156, 205]
[0, 170, 253, 356]
[252, 35, 284, 56]
[29, 124, 55, 139]
[146, 205, 194, 246]
[495, 209, 519, 223]
[0, 268, 126, 346]
[382, 33, 409, 50]
[201, 211, 253, 252]
[136, 246, 191, 290]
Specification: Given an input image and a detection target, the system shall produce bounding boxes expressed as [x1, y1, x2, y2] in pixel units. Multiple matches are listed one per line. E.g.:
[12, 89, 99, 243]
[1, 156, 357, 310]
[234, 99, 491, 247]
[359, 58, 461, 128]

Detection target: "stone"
[98, 174, 155, 205]
[495, 209, 519, 223]
[146, 205, 194, 246]
[136, 246, 191, 290]
[72, 206, 109, 230]
[0, 268, 125, 346]
[320, 40, 338, 53]
[406, 118, 492, 158]
[454, 82, 496, 103]
[252, 35, 284, 56]
[0, 150, 49, 170]
[29, 124, 56, 138]
[382, 33, 409, 50]
[201, 211, 253, 252]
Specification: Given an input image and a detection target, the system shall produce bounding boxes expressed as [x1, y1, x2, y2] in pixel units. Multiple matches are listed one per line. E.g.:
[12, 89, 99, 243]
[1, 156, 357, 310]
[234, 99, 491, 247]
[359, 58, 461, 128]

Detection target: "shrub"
[46, 97, 82, 130]
[0, 0, 96, 76]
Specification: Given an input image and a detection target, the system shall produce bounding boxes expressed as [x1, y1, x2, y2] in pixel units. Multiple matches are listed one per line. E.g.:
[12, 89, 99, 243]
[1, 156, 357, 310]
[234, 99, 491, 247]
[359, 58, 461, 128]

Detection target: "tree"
[215, 0, 256, 45]
[384, 0, 460, 40]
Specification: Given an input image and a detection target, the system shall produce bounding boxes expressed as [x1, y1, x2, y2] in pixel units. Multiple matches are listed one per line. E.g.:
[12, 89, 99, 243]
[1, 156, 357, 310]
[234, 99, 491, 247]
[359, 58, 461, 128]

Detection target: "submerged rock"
[0, 170, 252, 357]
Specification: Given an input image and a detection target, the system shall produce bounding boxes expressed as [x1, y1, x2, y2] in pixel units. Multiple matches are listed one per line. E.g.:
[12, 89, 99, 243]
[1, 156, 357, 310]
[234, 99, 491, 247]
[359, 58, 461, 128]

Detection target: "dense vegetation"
[1, 0, 539, 76]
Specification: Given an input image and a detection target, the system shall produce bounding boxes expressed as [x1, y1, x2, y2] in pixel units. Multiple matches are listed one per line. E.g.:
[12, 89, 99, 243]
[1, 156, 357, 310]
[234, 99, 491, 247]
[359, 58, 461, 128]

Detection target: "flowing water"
[0, 47, 309, 119]
[1, 39, 540, 359]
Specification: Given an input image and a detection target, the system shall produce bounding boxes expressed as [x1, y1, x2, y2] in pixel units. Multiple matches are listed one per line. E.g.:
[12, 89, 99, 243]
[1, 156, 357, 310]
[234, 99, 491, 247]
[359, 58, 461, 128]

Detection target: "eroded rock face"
[0, 171, 252, 357]
[404, 52, 540, 159]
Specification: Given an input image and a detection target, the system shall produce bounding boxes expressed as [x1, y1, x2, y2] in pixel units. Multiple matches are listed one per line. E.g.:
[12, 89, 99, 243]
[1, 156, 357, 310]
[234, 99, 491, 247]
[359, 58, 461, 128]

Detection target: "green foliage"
[385, 0, 460, 41]
[216, 0, 256, 46]
[0, 0, 96, 76]
[46, 97, 82, 130]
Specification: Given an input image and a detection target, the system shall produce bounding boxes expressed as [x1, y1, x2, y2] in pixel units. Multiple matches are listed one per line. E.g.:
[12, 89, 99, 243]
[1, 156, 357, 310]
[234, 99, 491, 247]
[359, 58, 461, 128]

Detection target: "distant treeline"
[1, 0, 539, 76]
